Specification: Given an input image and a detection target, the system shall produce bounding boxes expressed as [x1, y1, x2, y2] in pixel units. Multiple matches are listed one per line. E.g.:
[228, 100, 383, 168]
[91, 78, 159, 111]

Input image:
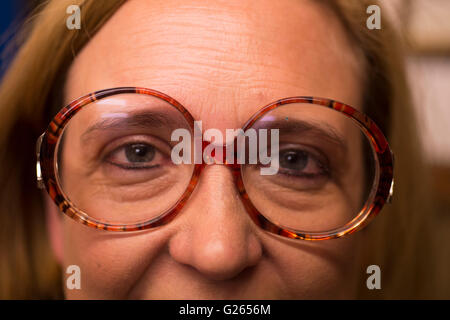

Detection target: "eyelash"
[105, 160, 160, 170]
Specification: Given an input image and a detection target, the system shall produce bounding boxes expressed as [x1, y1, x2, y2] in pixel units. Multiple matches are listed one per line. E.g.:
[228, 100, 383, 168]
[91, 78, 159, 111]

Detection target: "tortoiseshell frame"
[37, 87, 394, 240]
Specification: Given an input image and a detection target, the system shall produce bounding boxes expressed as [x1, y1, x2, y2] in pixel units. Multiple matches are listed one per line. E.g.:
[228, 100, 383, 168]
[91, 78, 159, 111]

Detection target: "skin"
[47, 0, 368, 299]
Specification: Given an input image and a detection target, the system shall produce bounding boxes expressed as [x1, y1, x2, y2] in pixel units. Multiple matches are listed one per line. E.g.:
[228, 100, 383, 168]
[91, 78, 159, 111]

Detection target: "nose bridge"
[168, 163, 262, 281]
[202, 139, 239, 167]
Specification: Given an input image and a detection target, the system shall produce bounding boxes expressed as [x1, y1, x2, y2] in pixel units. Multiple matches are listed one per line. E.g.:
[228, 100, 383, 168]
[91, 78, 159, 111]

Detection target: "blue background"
[0, 0, 38, 77]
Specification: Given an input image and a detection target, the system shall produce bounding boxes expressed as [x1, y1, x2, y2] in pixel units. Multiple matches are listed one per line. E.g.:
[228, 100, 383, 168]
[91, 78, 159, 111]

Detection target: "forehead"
[66, 0, 364, 129]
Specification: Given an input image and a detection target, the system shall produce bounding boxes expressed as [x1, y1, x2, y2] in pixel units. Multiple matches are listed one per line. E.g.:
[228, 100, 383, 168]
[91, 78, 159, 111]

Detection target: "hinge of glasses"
[36, 133, 45, 189]
[386, 151, 394, 204]
[387, 179, 394, 204]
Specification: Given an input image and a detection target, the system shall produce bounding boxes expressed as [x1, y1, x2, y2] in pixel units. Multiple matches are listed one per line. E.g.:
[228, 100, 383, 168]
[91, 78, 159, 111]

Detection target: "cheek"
[266, 233, 362, 298]
[62, 217, 167, 299]
[60, 211, 363, 299]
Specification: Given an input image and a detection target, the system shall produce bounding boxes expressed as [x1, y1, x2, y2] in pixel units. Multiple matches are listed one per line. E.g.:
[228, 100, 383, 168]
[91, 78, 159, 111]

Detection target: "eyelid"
[251, 119, 347, 153]
[277, 143, 329, 169]
[80, 110, 189, 145]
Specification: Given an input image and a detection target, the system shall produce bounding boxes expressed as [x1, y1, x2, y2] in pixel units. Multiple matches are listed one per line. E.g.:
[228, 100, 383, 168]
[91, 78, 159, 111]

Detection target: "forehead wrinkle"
[71, 0, 362, 83]
[67, 0, 364, 131]
[83, 0, 360, 77]
[112, 1, 257, 56]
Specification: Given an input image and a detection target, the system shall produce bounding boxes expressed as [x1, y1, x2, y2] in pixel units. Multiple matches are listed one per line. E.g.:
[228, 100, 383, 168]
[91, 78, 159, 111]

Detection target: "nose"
[168, 165, 263, 281]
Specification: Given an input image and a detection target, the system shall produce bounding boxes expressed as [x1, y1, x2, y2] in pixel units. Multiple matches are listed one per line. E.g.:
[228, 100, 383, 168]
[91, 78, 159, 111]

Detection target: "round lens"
[55, 93, 194, 225]
[241, 102, 377, 232]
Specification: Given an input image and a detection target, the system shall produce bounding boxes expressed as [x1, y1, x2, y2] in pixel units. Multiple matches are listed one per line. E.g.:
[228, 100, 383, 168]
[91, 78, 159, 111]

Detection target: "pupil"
[280, 150, 307, 170]
[125, 144, 155, 163]
[285, 153, 297, 163]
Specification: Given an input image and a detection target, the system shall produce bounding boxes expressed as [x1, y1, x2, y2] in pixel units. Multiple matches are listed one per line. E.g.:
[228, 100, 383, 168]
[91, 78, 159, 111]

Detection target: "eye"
[105, 142, 160, 169]
[124, 143, 155, 163]
[278, 148, 328, 177]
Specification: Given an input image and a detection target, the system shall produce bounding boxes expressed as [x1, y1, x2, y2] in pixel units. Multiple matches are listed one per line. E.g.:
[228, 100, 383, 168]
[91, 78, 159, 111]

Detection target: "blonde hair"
[0, 0, 446, 299]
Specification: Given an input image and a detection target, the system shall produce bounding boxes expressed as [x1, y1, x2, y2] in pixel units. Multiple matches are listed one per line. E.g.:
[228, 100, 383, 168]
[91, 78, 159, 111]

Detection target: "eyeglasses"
[36, 87, 394, 240]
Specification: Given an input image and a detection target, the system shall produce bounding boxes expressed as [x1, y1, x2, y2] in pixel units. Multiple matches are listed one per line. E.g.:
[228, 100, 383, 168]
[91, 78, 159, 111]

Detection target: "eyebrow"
[250, 119, 348, 151]
[80, 110, 188, 143]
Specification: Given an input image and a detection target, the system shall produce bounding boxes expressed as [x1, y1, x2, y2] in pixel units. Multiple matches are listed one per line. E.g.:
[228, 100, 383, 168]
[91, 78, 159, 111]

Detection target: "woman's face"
[48, 0, 367, 299]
